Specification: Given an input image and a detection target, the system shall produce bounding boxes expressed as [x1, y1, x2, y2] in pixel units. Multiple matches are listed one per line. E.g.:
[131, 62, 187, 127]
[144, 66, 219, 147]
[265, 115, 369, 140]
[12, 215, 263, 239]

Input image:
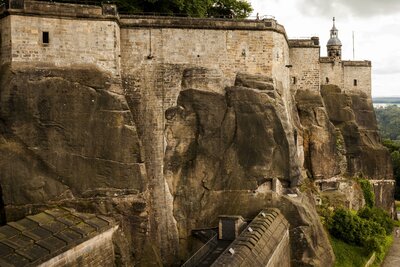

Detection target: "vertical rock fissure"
[0, 184, 6, 225]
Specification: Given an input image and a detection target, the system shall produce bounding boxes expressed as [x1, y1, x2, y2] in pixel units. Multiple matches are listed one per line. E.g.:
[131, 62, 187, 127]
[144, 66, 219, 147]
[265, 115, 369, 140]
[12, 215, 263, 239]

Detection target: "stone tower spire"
[327, 17, 342, 61]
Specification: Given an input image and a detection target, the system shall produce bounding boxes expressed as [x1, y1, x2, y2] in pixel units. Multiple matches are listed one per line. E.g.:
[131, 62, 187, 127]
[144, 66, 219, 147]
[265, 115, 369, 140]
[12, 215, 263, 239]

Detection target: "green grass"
[330, 236, 371, 267]
[330, 235, 394, 267]
[372, 235, 393, 266]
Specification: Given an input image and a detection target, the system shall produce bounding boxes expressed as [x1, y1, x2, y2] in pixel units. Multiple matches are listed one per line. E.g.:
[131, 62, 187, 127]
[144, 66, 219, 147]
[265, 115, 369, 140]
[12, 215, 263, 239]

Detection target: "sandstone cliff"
[0, 64, 393, 267]
[0, 65, 152, 265]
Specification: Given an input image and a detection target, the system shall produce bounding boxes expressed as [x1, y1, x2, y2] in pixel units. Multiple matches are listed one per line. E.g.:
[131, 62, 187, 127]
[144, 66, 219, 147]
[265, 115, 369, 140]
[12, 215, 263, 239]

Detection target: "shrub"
[358, 206, 394, 235]
[328, 208, 386, 253]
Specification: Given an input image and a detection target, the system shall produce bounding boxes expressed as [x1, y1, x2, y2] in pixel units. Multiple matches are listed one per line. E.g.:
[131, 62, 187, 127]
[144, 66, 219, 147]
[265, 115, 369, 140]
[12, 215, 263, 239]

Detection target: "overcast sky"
[249, 0, 400, 97]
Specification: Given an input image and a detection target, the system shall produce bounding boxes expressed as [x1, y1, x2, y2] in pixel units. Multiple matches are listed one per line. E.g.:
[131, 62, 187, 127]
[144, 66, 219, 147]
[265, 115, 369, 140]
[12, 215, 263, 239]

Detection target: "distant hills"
[373, 97, 400, 103]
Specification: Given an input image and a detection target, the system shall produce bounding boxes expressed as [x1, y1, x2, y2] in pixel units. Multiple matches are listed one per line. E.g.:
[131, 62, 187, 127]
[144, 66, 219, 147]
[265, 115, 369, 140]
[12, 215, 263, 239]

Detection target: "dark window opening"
[292, 77, 297, 84]
[354, 79, 358, 86]
[326, 77, 329, 84]
[336, 52, 339, 56]
[42, 31, 49, 44]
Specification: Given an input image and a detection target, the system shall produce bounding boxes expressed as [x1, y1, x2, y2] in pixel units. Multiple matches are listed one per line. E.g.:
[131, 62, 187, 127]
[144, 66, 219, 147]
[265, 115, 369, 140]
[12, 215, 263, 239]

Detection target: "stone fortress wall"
[0, 0, 370, 97]
[2, 1, 121, 75]
[0, 1, 386, 265]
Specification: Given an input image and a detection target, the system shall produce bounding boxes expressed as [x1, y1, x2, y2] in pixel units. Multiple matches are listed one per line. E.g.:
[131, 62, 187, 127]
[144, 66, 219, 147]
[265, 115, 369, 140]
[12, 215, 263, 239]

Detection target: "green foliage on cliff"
[359, 179, 375, 208]
[324, 206, 395, 264]
[381, 139, 400, 199]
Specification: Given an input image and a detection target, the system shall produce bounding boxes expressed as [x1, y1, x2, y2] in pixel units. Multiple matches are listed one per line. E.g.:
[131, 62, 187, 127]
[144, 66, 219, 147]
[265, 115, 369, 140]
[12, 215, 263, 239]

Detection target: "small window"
[326, 77, 329, 84]
[354, 79, 358, 86]
[42, 31, 49, 44]
[292, 77, 297, 85]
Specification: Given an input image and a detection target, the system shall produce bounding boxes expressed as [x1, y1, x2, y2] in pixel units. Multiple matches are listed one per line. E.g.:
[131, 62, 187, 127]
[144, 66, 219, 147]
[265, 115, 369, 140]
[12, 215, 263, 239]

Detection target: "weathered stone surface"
[164, 70, 333, 266]
[0, 65, 146, 200]
[320, 85, 393, 211]
[295, 90, 341, 180]
[0, 64, 153, 266]
[320, 85, 392, 180]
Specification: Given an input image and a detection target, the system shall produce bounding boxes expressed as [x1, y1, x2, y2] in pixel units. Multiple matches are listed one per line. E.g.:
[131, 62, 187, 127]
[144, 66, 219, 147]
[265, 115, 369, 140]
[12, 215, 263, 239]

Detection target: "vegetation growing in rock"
[381, 139, 400, 199]
[326, 207, 394, 263]
[318, 178, 396, 265]
[359, 179, 375, 208]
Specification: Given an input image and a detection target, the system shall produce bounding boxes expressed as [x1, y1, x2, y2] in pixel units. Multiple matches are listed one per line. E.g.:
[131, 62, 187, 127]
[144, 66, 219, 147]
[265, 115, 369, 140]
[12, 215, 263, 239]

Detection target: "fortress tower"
[327, 17, 342, 61]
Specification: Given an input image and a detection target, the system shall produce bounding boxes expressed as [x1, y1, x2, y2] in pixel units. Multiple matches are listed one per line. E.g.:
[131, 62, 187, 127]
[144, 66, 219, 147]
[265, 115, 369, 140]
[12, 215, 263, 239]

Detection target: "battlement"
[343, 60, 371, 67]
[288, 37, 320, 48]
[2, 0, 117, 18]
[120, 16, 285, 34]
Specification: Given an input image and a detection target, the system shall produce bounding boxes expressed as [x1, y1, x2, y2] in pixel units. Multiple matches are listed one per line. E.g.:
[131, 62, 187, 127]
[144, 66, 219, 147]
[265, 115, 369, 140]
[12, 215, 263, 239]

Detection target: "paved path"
[382, 227, 400, 267]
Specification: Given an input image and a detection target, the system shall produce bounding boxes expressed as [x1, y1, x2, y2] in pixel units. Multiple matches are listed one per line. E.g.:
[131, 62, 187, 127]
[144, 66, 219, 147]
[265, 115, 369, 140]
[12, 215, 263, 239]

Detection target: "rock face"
[320, 85, 392, 180]
[0, 64, 393, 267]
[164, 71, 333, 265]
[0, 64, 152, 265]
[294, 84, 394, 212]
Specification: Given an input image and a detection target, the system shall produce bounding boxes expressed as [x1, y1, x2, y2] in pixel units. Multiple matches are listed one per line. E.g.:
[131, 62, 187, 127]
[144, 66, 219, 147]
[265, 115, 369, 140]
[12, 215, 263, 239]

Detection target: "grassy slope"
[330, 236, 370, 267]
[330, 235, 394, 267]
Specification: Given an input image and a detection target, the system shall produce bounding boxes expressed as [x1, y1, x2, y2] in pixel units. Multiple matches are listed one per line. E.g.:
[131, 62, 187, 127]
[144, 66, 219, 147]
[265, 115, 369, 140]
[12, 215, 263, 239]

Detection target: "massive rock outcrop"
[164, 71, 333, 266]
[0, 63, 393, 267]
[0, 64, 154, 266]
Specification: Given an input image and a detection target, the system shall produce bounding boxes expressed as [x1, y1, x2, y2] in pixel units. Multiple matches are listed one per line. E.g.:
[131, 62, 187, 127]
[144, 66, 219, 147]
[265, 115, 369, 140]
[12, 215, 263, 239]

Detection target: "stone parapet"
[3, 0, 117, 20]
[289, 37, 319, 48]
[343, 60, 372, 67]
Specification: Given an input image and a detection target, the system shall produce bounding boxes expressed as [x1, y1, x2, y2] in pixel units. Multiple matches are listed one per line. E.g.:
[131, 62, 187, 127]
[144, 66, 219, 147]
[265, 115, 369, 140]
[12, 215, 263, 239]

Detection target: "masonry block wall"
[0, 16, 11, 65]
[118, 18, 291, 260]
[320, 60, 371, 94]
[289, 39, 320, 92]
[343, 62, 372, 95]
[3, 1, 121, 75]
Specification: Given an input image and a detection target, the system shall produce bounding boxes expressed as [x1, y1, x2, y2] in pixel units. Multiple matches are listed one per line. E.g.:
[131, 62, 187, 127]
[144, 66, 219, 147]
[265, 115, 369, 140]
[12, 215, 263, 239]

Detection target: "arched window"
[326, 77, 329, 84]
[354, 79, 358, 86]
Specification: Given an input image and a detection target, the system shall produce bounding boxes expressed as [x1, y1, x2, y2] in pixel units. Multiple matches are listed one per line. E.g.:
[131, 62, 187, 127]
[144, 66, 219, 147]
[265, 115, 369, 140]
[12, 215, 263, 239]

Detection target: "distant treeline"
[375, 105, 400, 140]
[375, 105, 400, 199]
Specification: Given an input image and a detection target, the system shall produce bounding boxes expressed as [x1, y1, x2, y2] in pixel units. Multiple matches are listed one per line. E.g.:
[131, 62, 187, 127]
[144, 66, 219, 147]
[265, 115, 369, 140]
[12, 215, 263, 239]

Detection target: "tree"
[207, 0, 253, 18]
[114, 0, 252, 17]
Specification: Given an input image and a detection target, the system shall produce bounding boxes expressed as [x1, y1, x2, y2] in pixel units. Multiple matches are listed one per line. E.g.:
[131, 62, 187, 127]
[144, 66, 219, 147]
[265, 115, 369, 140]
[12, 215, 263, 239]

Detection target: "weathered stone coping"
[288, 37, 320, 48]
[320, 57, 371, 66]
[0, 207, 117, 267]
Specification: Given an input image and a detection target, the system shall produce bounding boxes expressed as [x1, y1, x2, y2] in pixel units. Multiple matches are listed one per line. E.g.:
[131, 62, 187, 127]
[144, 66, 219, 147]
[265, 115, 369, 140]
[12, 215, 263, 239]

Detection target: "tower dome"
[327, 17, 342, 60]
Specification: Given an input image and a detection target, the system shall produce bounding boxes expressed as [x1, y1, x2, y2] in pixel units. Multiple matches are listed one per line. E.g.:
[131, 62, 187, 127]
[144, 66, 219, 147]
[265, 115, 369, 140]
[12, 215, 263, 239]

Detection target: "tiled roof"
[0, 207, 116, 267]
[211, 208, 290, 266]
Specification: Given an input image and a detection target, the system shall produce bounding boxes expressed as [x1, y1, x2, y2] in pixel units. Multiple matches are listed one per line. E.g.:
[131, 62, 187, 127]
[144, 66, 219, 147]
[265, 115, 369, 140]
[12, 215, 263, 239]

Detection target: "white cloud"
[249, 0, 400, 97]
[296, 0, 400, 17]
